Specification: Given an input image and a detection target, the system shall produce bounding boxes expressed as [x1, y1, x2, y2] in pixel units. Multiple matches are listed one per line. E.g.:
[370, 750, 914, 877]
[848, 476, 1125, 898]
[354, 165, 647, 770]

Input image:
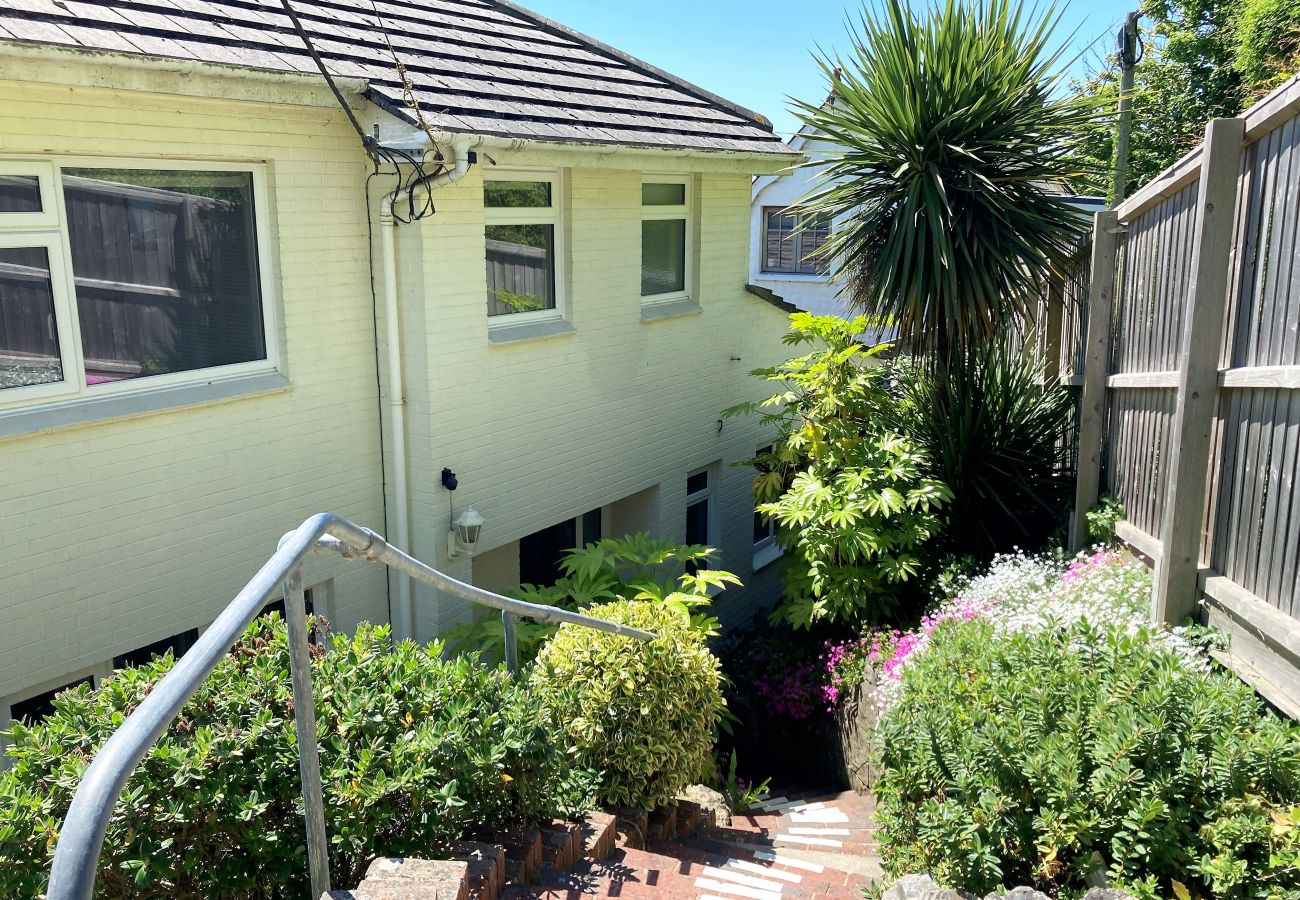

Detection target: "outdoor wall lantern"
[448, 507, 485, 558]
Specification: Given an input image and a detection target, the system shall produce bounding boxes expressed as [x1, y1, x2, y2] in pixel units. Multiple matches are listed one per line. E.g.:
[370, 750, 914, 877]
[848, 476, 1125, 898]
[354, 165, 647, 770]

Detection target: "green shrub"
[875, 617, 1300, 898]
[0, 618, 593, 898]
[531, 600, 726, 810]
[444, 533, 735, 665]
[882, 346, 1077, 561]
[727, 313, 950, 628]
[1086, 494, 1125, 545]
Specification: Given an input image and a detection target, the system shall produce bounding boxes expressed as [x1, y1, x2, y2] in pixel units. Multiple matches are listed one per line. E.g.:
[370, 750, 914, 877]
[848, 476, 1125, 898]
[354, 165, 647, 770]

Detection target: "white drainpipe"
[378, 135, 474, 641]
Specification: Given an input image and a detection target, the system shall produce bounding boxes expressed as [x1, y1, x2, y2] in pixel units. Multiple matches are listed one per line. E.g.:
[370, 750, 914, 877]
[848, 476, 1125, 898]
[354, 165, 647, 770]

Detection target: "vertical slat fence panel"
[1071, 74, 1300, 717]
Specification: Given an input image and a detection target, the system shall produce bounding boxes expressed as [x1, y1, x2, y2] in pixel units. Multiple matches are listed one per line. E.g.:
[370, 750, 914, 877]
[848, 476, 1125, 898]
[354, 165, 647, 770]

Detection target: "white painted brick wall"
[0, 71, 796, 707]
[0, 77, 389, 701]
[385, 161, 791, 635]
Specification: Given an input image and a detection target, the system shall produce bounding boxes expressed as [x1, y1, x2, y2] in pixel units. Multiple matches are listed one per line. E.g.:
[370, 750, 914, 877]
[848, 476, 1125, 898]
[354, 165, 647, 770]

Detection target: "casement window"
[7, 675, 93, 724]
[763, 207, 832, 275]
[641, 176, 692, 303]
[484, 172, 564, 323]
[0, 160, 276, 410]
[685, 466, 715, 575]
[518, 508, 604, 587]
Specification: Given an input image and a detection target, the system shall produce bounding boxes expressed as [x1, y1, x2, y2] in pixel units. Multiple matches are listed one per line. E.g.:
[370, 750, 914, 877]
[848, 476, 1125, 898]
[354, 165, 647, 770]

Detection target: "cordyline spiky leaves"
[795, 0, 1096, 360]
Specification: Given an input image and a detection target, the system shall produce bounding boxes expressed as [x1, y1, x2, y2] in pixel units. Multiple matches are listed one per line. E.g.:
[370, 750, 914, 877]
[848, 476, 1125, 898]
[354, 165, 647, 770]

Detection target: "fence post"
[1152, 117, 1245, 624]
[1070, 209, 1121, 551]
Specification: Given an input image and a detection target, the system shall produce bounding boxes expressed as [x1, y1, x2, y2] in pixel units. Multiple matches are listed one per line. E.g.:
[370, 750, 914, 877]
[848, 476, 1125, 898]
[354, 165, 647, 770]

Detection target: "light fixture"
[448, 507, 485, 558]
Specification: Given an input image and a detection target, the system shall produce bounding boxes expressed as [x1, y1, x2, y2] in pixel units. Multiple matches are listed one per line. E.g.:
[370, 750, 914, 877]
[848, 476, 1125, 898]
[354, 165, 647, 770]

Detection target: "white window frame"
[685, 464, 716, 549]
[0, 160, 60, 229]
[640, 174, 693, 306]
[0, 156, 282, 415]
[0, 228, 79, 405]
[483, 169, 566, 328]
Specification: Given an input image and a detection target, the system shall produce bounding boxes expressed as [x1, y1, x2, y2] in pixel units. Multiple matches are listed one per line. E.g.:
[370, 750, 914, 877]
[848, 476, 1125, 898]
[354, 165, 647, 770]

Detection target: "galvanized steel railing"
[46, 513, 654, 900]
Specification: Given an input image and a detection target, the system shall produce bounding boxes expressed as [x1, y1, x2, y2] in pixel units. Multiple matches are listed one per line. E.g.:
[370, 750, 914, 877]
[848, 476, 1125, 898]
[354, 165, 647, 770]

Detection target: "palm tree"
[797, 0, 1096, 363]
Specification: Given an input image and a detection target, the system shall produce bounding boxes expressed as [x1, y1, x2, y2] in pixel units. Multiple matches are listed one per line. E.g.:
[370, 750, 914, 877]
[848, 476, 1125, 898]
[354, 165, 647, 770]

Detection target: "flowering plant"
[822, 548, 1211, 718]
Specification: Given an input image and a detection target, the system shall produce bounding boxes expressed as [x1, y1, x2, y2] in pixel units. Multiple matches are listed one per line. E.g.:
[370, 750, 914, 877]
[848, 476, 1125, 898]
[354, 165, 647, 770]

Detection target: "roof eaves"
[488, 0, 777, 133]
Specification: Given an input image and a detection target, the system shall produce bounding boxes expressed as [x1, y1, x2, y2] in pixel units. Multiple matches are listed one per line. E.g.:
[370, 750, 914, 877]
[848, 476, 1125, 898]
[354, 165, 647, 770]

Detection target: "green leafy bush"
[875, 617, 1300, 898]
[882, 346, 1077, 560]
[1086, 494, 1126, 545]
[728, 313, 950, 628]
[0, 618, 593, 898]
[531, 600, 726, 810]
[444, 533, 735, 665]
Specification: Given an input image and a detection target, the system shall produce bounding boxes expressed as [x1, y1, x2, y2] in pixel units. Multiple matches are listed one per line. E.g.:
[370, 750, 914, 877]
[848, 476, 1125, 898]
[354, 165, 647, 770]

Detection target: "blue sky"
[522, 0, 1137, 138]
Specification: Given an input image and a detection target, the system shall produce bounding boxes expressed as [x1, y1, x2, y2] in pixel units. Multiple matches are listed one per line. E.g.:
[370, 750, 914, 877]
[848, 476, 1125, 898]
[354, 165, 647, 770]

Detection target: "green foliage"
[714, 751, 771, 813]
[531, 600, 726, 811]
[0, 618, 593, 898]
[444, 534, 736, 664]
[1087, 494, 1126, 545]
[492, 289, 547, 313]
[1070, 0, 1300, 198]
[875, 617, 1300, 898]
[727, 314, 950, 628]
[795, 0, 1093, 359]
[882, 345, 1077, 560]
[1236, 0, 1300, 90]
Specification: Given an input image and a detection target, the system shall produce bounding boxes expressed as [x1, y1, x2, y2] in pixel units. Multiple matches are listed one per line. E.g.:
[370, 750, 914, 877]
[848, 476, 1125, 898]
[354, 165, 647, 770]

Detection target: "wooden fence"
[1070, 74, 1300, 719]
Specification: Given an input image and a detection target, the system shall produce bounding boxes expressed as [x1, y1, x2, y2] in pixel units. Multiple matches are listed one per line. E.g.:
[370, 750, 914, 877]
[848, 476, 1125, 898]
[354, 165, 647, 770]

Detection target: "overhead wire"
[278, 0, 445, 223]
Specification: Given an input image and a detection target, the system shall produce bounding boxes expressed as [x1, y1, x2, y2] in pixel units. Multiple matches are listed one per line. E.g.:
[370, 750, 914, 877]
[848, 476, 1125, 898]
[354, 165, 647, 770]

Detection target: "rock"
[886, 874, 1135, 900]
[674, 784, 731, 827]
[883, 874, 973, 900]
[997, 888, 1051, 900]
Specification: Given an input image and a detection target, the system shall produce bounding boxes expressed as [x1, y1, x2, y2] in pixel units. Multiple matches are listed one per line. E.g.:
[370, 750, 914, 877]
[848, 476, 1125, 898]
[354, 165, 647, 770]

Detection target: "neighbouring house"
[749, 120, 850, 320]
[0, 0, 801, 736]
[749, 115, 1106, 343]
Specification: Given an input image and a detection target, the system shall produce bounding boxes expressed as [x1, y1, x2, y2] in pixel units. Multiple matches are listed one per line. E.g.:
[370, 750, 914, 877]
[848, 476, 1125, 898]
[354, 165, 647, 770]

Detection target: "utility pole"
[1112, 11, 1142, 205]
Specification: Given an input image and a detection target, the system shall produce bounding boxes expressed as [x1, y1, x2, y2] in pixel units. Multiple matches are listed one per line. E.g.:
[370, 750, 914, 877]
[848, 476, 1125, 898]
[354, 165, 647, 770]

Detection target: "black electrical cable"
[279, 0, 374, 148]
[281, 0, 445, 223]
[364, 167, 395, 629]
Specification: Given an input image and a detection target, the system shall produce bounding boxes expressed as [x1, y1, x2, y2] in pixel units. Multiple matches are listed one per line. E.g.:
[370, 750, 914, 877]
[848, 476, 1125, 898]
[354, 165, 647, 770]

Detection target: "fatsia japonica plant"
[727, 314, 951, 628]
[443, 533, 738, 664]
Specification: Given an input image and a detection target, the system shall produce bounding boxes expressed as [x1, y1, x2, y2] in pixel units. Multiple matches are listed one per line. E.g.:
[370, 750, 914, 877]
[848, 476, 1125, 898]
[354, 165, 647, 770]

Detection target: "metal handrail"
[45, 513, 655, 900]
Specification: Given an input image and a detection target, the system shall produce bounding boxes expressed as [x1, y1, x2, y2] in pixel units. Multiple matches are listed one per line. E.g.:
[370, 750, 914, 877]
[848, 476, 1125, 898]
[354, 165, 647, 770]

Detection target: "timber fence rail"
[1071, 74, 1300, 720]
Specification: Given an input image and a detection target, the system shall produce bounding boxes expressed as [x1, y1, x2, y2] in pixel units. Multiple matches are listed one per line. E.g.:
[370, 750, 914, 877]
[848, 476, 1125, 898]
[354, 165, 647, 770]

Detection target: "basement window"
[0, 159, 278, 412]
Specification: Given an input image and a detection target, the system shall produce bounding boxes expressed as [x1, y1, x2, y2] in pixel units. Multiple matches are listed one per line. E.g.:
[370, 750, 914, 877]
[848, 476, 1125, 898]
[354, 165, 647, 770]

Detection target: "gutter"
[377, 133, 474, 641]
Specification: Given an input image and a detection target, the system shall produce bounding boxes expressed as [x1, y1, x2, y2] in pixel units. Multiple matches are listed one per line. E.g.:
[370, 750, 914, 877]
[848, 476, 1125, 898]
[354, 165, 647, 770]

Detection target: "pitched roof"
[0, 0, 794, 156]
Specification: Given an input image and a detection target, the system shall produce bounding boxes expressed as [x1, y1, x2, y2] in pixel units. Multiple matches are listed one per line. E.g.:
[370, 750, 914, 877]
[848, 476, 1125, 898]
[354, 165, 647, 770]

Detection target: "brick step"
[682, 833, 876, 879]
[643, 841, 875, 892]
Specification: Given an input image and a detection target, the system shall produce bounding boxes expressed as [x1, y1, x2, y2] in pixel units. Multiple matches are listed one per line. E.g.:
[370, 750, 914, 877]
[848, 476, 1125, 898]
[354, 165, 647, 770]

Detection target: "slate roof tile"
[0, 0, 794, 156]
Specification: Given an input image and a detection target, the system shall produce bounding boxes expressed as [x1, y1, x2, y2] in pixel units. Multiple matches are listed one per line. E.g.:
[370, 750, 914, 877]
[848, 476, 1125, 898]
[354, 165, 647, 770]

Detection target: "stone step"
[329, 858, 470, 900]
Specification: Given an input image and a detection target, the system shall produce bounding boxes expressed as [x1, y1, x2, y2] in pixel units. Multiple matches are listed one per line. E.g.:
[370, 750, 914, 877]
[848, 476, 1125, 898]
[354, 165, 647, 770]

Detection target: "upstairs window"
[0, 160, 275, 408]
[763, 207, 832, 275]
[641, 177, 691, 303]
[484, 173, 563, 322]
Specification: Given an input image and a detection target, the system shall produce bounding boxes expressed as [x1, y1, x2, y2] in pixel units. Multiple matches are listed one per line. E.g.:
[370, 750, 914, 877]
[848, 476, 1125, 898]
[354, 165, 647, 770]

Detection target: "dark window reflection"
[0, 246, 63, 391]
[486, 224, 556, 317]
[62, 169, 266, 384]
[0, 175, 42, 213]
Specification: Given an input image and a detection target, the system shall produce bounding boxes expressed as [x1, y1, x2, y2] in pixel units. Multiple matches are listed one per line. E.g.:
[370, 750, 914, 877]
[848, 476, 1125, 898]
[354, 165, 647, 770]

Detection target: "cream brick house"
[0, 0, 799, 731]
